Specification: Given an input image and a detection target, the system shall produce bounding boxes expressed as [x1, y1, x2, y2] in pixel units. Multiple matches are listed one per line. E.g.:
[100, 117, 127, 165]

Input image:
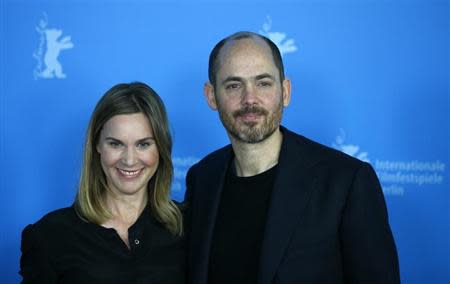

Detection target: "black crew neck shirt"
[20, 205, 185, 284]
[208, 164, 278, 284]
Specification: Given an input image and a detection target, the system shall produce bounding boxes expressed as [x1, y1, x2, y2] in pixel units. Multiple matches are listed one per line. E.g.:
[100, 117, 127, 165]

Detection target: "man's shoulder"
[282, 127, 365, 169]
[190, 144, 232, 173]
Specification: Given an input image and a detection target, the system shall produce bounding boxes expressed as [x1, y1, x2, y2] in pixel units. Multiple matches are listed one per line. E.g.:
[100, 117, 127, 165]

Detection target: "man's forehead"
[219, 37, 271, 59]
[217, 38, 276, 72]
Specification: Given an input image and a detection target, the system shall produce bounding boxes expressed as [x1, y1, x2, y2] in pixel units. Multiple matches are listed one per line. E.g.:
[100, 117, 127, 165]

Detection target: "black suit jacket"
[185, 127, 400, 284]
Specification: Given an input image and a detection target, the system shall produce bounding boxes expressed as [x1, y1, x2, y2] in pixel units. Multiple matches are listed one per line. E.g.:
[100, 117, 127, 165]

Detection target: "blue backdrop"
[1, 0, 449, 283]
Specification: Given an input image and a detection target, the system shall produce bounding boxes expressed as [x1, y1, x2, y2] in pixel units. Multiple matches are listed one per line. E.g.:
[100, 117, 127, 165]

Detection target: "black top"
[20, 205, 185, 284]
[208, 164, 277, 284]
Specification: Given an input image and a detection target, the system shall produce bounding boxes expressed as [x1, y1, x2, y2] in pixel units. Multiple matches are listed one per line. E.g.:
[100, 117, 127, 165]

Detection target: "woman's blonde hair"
[75, 82, 182, 235]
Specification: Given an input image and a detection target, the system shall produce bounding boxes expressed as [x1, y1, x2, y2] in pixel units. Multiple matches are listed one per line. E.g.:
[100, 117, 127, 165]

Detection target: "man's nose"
[241, 84, 258, 105]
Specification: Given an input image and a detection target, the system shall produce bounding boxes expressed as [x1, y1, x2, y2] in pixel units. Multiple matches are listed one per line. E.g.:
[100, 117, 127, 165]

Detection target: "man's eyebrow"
[221, 74, 275, 85]
[221, 76, 243, 85]
[255, 73, 275, 80]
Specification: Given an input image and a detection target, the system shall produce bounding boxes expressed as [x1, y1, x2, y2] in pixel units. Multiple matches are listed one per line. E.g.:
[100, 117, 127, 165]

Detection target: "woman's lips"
[116, 168, 143, 179]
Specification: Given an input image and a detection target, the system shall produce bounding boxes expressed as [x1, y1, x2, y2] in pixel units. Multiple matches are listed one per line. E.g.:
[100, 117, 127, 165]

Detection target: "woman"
[20, 82, 185, 283]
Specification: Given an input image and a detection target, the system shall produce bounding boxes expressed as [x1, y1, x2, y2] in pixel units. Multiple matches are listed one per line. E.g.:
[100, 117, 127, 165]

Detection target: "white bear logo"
[260, 16, 298, 56]
[332, 129, 370, 162]
[34, 13, 74, 79]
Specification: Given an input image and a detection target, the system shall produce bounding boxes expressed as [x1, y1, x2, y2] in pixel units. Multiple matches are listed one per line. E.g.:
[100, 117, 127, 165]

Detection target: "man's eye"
[258, 81, 272, 87]
[225, 83, 241, 90]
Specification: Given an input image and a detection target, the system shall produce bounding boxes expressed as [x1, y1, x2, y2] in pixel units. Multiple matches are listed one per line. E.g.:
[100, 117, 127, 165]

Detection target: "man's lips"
[239, 112, 261, 121]
[233, 106, 268, 119]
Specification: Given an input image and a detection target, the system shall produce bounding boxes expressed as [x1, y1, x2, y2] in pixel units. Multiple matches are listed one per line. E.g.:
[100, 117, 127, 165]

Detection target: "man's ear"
[282, 78, 292, 107]
[204, 82, 218, 110]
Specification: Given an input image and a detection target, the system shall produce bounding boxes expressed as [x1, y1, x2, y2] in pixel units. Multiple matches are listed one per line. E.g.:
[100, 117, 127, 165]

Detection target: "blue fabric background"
[1, 0, 448, 283]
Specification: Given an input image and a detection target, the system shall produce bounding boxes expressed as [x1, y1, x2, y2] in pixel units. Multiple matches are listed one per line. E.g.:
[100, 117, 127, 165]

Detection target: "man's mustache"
[233, 106, 268, 118]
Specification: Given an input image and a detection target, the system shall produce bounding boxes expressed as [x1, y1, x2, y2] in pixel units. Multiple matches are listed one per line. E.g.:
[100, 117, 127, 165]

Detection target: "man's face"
[205, 38, 291, 144]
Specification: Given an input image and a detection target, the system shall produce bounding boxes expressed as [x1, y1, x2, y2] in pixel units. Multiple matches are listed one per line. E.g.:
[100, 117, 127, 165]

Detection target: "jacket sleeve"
[184, 165, 199, 284]
[340, 162, 400, 284]
[183, 165, 196, 234]
[20, 224, 58, 284]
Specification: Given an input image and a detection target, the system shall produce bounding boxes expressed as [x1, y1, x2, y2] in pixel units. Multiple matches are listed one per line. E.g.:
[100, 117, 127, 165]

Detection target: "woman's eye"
[108, 141, 121, 148]
[137, 142, 151, 149]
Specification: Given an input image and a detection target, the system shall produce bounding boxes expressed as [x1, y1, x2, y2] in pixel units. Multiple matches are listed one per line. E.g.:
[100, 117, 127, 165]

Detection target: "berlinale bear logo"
[34, 13, 74, 79]
[332, 129, 370, 163]
[260, 16, 297, 56]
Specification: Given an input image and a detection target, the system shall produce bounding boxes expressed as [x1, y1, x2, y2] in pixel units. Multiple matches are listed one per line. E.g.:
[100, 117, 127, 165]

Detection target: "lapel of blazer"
[258, 127, 319, 284]
[191, 146, 233, 284]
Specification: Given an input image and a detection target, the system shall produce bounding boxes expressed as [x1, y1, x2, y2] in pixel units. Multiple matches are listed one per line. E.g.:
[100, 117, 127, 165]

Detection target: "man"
[184, 31, 400, 284]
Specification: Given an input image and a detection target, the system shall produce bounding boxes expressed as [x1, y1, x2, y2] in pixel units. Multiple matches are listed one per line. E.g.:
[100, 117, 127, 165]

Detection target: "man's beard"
[217, 98, 283, 144]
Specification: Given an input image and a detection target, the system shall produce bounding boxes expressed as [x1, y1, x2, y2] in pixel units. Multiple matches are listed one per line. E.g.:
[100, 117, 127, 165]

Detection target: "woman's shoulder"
[21, 207, 81, 258]
[23, 206, 79, 237]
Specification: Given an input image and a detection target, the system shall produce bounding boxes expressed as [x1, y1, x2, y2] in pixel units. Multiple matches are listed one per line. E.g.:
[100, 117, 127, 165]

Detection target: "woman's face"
[96, 113, 159, 198]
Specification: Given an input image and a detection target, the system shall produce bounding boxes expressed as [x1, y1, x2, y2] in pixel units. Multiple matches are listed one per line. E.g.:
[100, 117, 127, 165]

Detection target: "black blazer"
[185, 126, 400, 284]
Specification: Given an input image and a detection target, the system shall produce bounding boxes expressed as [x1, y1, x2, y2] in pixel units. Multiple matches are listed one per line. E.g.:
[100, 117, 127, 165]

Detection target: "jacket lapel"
[258, 128, 319, 284]
[191, 146, 233, 284]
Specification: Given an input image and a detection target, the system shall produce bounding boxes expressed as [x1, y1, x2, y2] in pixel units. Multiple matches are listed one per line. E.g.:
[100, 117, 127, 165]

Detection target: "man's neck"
[230, 128, 283, 177]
